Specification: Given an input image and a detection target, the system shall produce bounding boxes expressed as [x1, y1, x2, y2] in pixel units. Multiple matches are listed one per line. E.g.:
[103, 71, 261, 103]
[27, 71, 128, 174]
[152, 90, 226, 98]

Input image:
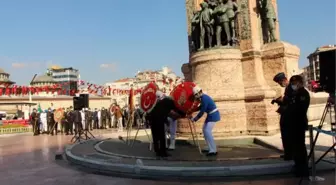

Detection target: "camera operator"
[287, 75, 310, 177]
[272, 72, 294, 160]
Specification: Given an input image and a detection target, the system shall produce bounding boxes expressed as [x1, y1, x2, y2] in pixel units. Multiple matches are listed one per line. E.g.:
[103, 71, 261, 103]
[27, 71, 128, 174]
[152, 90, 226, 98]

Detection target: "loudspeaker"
[80, 94, 89, 108]
[73, 96, 84, 110]
[319, 49, 335, 93]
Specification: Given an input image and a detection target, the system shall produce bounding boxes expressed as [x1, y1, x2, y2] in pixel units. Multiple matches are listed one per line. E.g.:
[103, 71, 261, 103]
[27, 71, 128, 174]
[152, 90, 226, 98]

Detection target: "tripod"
[71, 126, 95, 143]
[308, 98, 335, 159]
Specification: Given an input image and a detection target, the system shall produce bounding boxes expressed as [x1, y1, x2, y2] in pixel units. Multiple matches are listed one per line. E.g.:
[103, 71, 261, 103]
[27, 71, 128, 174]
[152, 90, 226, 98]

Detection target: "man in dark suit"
[31, 108, 39, 136]
[148, 91, 185, 157]
[93, 108, 99, 129]
[73, 110, 82, 134]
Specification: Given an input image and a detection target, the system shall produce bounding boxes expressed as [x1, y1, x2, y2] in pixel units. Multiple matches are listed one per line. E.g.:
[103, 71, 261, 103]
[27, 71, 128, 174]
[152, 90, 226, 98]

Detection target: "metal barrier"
[308, 125, 336, 181]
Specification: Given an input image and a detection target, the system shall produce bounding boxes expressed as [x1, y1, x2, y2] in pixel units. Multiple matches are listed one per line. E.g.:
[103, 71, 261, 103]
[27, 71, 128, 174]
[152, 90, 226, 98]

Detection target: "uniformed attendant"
[30, 108, 39, 136]
[148, 91, 185, 157]
[84, 108, 90, 130]
[93, 108, 99, 129]
[272, 72, 294, 160]
[189, 86, 220, 156]
[287, 75, 310, 177]
[65, 108, 73, 135]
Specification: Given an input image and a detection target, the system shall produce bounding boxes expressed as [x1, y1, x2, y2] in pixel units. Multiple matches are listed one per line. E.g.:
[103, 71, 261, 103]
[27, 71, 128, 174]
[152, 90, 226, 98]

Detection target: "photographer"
[272, 72, 293, 160]
[287, 75, 310, 177]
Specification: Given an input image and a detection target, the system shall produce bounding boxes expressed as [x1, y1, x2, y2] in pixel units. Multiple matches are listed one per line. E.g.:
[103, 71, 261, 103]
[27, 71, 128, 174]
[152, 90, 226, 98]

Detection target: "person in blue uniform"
[272, 72, 294, 160]
[189, 86, 220, 156]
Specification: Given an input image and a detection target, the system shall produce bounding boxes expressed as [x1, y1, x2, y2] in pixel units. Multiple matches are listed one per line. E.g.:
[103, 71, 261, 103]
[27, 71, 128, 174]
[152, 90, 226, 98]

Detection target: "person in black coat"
[93, 108, 99, 129]
[287, 75, 310, 177]
[148, 91, 185, 157]
[272, 72, 294, 160]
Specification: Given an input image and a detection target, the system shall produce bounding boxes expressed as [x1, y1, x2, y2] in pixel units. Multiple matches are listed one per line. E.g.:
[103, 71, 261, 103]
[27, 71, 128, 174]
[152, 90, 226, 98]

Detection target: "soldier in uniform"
[272, 72, 293, 160]
[30, 108, 39, 136]
[93, 108, 99, 129]
[65, 108, 73, 135]
[287, 75, 310, 177]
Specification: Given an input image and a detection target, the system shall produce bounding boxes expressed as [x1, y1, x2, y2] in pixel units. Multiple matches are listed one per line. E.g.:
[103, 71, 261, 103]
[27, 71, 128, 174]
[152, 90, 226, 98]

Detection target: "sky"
[0, 0, 335, 85]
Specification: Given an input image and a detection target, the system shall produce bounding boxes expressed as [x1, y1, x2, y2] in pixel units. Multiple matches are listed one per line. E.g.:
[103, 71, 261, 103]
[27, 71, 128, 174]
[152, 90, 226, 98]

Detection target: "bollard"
[308, 125, 316, 180]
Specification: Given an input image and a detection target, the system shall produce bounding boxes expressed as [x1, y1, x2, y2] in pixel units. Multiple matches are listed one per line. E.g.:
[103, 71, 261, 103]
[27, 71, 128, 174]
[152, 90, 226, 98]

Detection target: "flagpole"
[29, 74, 37, 102]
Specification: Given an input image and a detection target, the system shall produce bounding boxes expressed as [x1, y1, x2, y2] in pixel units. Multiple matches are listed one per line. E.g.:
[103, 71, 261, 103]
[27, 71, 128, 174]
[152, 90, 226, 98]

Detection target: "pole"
[29, 74, 37, 103]
[309, 125, 316, 180]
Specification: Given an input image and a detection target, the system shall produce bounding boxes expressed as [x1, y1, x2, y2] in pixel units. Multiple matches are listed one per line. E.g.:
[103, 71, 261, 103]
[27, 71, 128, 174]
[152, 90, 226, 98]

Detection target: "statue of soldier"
[258, 0, 277, 43]
[191, 10, 201, 51]
[225, 0, 239, 44]
[213, 0, 230, 46]
[199, 2, 214, 50]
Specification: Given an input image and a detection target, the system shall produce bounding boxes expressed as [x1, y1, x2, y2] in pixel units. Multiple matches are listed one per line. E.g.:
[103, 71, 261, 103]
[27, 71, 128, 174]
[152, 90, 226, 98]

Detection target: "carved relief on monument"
[188, 0, 241, 52]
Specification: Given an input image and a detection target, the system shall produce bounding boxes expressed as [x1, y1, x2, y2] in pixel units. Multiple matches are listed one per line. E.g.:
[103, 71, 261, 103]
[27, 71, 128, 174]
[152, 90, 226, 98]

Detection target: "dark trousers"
[93, 119, 98, 129]
[290, 126, 309, 176]
[74, 122, 82, 134]
[48, 122, 57, 135]
[32, 120, 40, 135]
[65, 121, 74, 134]
[150, 118, 167, 155]
[85, 120, 92, 130]
[280, 116, 293, 159]
[101, 119, 106, 128]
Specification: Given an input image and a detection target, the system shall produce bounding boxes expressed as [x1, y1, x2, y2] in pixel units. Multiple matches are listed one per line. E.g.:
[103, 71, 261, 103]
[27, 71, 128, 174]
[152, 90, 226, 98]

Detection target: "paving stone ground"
[0, 129, 335, 185]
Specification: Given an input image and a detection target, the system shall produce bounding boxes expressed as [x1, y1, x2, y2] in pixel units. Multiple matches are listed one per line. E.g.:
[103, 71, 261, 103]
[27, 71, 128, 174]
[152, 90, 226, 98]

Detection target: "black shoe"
[201, 149, 209, 153]
[206, 152, 218, 156]
[160, 152, 171, 157]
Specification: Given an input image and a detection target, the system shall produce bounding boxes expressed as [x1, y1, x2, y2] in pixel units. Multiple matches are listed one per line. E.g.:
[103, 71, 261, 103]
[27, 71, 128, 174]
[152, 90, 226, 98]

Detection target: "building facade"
[105, 67, 181, 108]
[307, 45, 336, 82]
[48, 67, 79, 95]
[0, 68, 15, 88]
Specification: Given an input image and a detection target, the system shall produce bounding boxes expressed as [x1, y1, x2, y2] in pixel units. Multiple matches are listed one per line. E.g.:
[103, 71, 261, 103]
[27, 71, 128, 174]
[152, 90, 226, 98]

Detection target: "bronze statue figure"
[199, 2, 214, 50]
[225, 0, 239, 44]
[258, 0, 277, 43]
[205, 0, 218, 10]
[213, 0, 230, 46]
[191, 10, 201, 51]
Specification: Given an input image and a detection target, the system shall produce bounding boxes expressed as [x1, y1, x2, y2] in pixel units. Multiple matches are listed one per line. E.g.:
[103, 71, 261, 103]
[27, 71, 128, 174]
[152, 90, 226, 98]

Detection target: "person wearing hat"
[287, 75, 310, 177]
[189, 86, 220, 156]
[272, 72, 294, 161]
[148, 91, 185, 157]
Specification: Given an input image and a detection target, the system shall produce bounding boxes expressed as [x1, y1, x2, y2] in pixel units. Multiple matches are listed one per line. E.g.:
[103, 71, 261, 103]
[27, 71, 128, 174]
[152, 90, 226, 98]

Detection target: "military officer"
[287, 75, 310, 177]
[272, 72, 293, 160]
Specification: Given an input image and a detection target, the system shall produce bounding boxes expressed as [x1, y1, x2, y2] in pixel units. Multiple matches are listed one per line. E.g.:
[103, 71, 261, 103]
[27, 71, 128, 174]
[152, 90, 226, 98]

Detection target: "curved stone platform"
[64, 137, 299, 180]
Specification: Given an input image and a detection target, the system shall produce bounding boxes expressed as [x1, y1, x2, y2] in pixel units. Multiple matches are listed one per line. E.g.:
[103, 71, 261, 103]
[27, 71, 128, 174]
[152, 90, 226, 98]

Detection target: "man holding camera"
[272, 72, 294, 161]
[287, 75, 310, 177]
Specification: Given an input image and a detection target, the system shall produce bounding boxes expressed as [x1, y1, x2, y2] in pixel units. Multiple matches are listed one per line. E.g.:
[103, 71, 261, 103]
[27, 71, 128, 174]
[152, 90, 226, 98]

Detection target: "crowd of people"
[29, 104, 147, 136]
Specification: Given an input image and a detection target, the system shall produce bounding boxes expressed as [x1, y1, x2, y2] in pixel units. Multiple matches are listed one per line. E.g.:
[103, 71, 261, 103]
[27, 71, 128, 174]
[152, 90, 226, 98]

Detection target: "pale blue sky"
[0, 0, 335, 85]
